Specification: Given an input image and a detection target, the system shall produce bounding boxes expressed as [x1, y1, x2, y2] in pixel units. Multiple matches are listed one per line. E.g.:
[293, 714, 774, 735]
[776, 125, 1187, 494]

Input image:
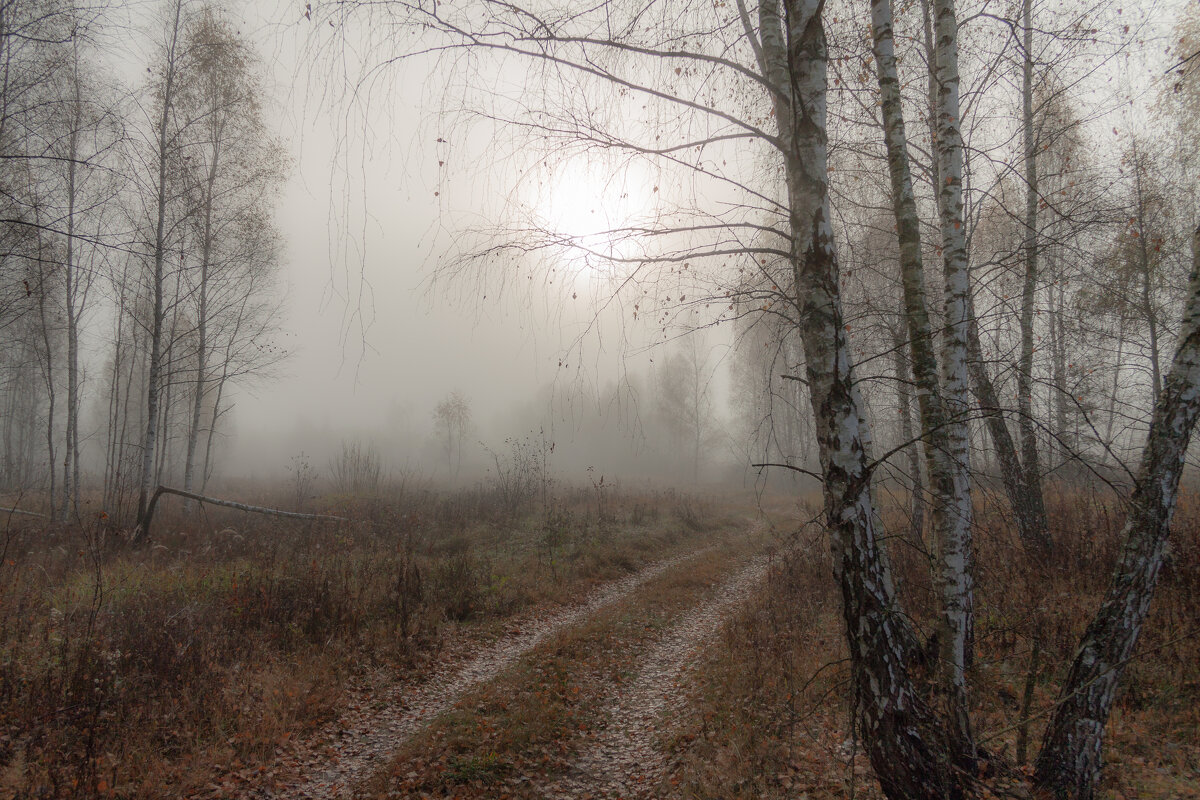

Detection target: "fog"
[194, 0, 1188, 491]
[189, 4, 756, 492]
[2, 0, 1188, 511]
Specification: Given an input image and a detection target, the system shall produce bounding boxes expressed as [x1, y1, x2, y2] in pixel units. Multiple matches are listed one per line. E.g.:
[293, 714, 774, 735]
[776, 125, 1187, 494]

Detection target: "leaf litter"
[232, 550, 705, 800]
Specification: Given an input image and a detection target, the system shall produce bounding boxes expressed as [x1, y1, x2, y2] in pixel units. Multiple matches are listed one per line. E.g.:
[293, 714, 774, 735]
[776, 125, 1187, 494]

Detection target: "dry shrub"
[670, 482, 1200, 798]
[0, 483, 711, 798]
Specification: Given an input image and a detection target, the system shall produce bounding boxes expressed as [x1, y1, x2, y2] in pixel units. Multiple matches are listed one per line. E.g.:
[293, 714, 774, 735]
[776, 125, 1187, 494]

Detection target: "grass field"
[1, 480, 1197, 798]
[0, 483, 729, 798]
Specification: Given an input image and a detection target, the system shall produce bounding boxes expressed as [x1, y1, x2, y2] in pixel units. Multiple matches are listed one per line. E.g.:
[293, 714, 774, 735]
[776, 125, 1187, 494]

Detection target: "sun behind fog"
[530, 158, 655, 246]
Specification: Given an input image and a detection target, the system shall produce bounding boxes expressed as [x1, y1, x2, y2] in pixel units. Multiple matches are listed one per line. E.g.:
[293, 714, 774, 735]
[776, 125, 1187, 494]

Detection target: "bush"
[329, 441, 384, 496]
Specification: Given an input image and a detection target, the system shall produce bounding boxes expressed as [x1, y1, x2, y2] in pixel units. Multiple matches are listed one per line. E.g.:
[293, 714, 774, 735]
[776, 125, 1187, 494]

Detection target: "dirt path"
[541, 554, 769, 799]
[247, 552, 703, 799]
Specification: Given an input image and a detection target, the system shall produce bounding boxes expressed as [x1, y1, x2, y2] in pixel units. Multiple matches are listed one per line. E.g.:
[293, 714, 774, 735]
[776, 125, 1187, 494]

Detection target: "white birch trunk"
[753, 2, 957, 795]
[931, 0, 975, 755]
[1035, 223, 1200, 799]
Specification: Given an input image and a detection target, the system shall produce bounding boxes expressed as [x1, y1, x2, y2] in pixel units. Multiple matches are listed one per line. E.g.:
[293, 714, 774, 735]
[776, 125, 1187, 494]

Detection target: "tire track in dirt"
[542, 554, 769, 799]
[245, 551, 706, 799]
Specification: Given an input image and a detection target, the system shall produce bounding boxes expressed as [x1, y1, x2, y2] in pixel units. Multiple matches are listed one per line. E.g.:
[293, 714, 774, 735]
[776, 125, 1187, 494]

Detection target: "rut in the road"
[257, 551, 703, 800]
[544, 554, 769, 799]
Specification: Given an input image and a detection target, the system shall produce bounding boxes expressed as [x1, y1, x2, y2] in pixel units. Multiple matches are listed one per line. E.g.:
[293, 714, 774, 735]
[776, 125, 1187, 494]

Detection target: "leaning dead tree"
[134, 485, 347, 543]
[1, 507, 48, 519]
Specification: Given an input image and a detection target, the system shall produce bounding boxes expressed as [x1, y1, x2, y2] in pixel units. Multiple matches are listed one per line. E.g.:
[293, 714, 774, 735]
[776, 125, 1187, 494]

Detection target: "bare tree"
[654, 335, 715, 483]
[306, 0, 1200, 796]
[135, 0, 192, 527]
[176, 6, 288, 503]
[433, 391, 472, 478]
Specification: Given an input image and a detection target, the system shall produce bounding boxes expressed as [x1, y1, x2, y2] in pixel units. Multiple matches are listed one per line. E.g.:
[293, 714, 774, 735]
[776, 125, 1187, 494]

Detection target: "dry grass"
[0, 485, 723, 799]
[666, 483, 1200, 799]
[362, 534, 764, 799]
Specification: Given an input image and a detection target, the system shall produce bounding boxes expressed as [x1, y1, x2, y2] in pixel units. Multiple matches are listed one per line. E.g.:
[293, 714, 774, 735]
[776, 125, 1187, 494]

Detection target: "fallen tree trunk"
[134, 485, 347, 543]
[1, 507, 49, 519]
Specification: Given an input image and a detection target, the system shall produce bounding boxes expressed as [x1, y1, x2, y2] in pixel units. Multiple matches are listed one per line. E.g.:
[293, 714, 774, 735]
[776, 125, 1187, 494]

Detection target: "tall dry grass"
[0, 483, 720, 798]
[669, 482, 1200, 798]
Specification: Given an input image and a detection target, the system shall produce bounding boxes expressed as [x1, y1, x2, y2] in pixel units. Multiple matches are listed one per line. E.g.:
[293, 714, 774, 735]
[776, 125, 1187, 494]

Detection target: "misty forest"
[2, 0, 1200, 798]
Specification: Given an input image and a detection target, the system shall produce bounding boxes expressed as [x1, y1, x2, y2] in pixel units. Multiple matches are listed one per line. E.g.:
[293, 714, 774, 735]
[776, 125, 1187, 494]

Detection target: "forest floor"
[226, 532, 781, 799]
[3, 487, 1199, 799]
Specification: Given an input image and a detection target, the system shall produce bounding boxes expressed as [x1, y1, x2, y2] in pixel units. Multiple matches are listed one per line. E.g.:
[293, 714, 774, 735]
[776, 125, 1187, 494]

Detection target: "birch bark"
[1035, 223, 1200, 798]
[931, 0, 975, 757]
[757, 2, 955, 795]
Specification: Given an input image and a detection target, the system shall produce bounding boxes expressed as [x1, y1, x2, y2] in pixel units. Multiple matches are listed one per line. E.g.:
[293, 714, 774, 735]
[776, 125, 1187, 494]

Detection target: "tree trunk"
[1133, 157, 1162, 404]
[967, 294, 1051, 553]
[61, 63, 82, 520]
[183, 136, 220, 507]
[1048, 257, 1070, 463]
[755, 2, 955, 796]
[1103, 313, 1127, 458]
[924, 0, 1049, 565]
[137, 0, 183, 529]
[891, 317, 926, 542]
[201, 363, 228, 491]
[1018, 0, 1044, 516]
[36, 240, 57, 521]
[1035, 223, 1200, 798]
[930, 0, 976, 754]
[871, 2, 975, 743]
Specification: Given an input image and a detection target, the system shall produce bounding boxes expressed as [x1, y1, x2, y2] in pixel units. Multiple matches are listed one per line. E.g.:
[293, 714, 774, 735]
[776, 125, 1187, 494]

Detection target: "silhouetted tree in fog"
[433, 391, 472, 479]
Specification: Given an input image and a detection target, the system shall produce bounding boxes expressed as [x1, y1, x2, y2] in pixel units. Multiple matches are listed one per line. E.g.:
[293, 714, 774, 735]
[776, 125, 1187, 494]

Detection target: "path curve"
[543, 554, 770, 799]
[247, 551, 703, 799]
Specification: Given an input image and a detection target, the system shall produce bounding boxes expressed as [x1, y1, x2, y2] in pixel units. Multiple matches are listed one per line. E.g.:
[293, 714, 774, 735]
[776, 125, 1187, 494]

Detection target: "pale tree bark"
[891, 316, 925, 541]
[931, 0, 975, 758]
[757, 2, 954, 796]
[919, 0, 1049, 558]
[1018, 0, 1044, 514]
[1035, 223, 1200, 799]
[137, 0, 186, 528]
[870, 3, 983, 762]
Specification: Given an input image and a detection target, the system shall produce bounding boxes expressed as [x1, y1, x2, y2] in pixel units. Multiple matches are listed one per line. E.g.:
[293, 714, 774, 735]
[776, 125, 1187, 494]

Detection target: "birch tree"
[135, 0, 192, 527]
[869, 0, 974, 762]
[308, 0, 1200, 796]
[1035, 222, 1200, 798]
[929, 0, 976, 755]
[176, 6, 287, 501]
